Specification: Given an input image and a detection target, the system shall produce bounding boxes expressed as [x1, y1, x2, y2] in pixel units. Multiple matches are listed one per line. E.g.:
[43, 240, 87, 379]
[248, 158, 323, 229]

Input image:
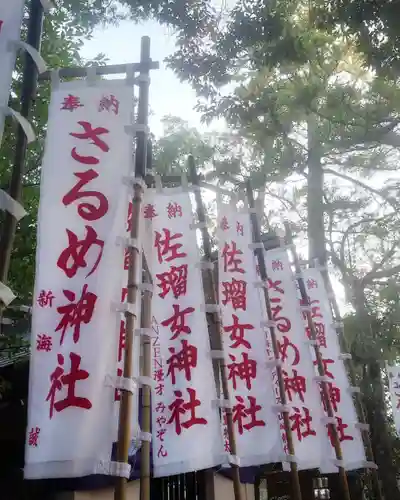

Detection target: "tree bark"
[307, 114, 326, 264]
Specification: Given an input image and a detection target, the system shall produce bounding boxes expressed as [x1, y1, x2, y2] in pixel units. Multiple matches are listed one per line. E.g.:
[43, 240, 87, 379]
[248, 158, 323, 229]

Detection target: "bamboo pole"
[188, 156, 243, 500]
[284, 223, 351, 500]
[245, 181, 303, 500]
[319, 265, 383, 500]
[140, 262, 153, 500]
[114, 36, 151, 500]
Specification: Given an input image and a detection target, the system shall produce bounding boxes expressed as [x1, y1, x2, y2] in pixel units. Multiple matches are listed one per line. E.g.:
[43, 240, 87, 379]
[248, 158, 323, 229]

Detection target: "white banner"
[149, 189, 225, 477]
[264, 248, 327, 470]
[386, 364, 400, 436]
[0, 0, 25, 142]
[217, 204, 283, 466]
[301, 269, 365, 472]
[25, 80, 136, 479]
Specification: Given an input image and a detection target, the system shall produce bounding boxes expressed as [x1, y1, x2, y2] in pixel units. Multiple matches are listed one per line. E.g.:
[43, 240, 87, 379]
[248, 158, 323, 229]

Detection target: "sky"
[79, 17, 350, 306]
[80, 19, 208, 137]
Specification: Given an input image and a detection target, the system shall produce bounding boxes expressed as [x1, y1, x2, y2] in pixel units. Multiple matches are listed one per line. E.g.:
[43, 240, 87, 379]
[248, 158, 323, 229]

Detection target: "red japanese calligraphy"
[278, 336, 300, 366]
[236, 221, 244, 236]
[98, 95, 119, 115]
[271, 260, 283, 271]
[118, 320, 126, 363]
[221, 241, 245, 273]
[156, 264, 188, 299]
[157, 429, 167, 442]
[227, 352, 257, 390]
[154, 229, 187, 264]
[220, 216, 229, 231]
[268, 278, 284, 294]
[57, 226, 104, 278]
[28, 427, 40, 447]
[223, 425, 231, 452]
[166, 340, 198, 384]
[154, 369, 164, 382]
[167, 388, 207, 435]
[37, 290, 55, 308]
[124, 249, 129, 270]
[232, 395, 266, 435]
[315, 357, 335, 379]
[167, 202, 183, 218]
[306, 322, 327, 348]
[70, 121, 109, 165]
[157, 415, 167, 426]
[270, 299, 291, 333]
[61, 95, 83, 112]
[156, 402, 166, 413]
[161, 304, 195, 340]
[114, 367, 123, 402]
[322, 382, 341, 413]
[223, 314, 254, 349]
[144, 203, 158, 220]
[155, 383, 164, 396]
[221, 279, 247, 310]
[307, 278, 318, 289]
[301, 297, 323, 320]
[46, 352, 92, 419]
[328, 417, 354, 445]
[224, 424, 231, 453]
[36, 334, 53, 352]
[56, 284, 97, 345]
[63, 170, 109, 221]
[283, 369, 306, 402]
[126, 202, 133, 232]
[290, 407, 316, 441]
[157, 445, 168, 458]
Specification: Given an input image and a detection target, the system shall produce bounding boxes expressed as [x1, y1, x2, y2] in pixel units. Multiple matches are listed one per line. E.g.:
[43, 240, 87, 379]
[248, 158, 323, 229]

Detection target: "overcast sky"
[80, 19, 209, 137]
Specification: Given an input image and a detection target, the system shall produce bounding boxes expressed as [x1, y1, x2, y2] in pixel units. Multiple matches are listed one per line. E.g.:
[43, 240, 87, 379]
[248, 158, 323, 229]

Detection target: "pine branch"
[323, 167, 398, 208]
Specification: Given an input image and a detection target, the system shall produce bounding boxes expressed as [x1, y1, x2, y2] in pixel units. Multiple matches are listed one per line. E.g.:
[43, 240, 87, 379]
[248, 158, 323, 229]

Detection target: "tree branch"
[323, 167, 398, 208]
[362, 263, 400, 284]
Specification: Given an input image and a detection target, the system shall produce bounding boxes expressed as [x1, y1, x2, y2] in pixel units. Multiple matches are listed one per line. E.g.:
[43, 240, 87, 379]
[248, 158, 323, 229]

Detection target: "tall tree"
[167, 1, 400, 495]
[314, 0, 400, 75]
[152, 116, 214, 175]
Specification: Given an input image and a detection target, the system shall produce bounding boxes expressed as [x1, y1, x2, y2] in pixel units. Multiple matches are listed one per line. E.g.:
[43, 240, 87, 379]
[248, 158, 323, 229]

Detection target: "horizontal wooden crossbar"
[39, 61, 160, 81]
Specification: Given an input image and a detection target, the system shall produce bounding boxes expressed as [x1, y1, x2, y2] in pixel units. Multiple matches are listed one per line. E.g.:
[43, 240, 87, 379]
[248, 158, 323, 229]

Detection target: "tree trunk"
[306, 114, 326, 264]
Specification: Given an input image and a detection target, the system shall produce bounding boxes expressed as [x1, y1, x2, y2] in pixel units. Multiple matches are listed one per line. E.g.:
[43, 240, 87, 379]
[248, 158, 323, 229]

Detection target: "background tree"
[167, 1, 400, 496]
[314, 0, 400, 76]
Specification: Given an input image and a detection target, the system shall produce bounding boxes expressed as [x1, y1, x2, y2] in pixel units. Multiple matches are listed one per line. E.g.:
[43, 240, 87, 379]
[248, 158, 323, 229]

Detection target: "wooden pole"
[140, 262, 153, 500]
[319, 266, 383, 500]
[284, 223, 351, 500]
[188, 156, 243, 500]
[114, 36, 151, 500]
[245, 181, 303, 500]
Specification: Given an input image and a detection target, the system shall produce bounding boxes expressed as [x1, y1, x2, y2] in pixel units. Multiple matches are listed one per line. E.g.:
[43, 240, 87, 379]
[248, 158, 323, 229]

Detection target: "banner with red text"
[25, 80, 136, 479]
[264, 248, 328, 470]
[217, 204, 283, 466]
[386, 364, 400, 436]
[0, 0, 24, 142]
[149, 189, 225, 477]
[301, 269, 365, 472]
